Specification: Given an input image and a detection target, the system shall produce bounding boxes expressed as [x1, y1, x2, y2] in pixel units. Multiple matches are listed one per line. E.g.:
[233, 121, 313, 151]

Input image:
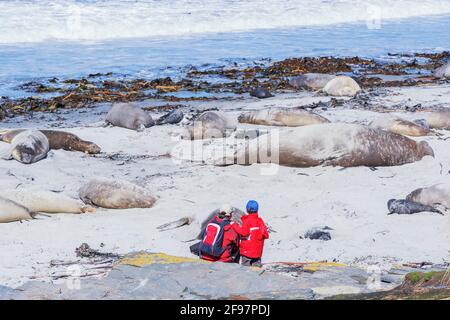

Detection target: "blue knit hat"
[246, 200, 259, 213]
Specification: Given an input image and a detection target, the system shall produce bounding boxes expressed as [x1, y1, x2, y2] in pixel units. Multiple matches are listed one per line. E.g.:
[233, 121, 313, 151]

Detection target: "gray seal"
[250, 87, 274, 99]
[289, 73, 336, 90]
[156, 109, 184, 125]
[387, 199, 443, 215]
[1, 130, 50, 164]
[106, 103, 155, 131]
[303, 226, 333, 240]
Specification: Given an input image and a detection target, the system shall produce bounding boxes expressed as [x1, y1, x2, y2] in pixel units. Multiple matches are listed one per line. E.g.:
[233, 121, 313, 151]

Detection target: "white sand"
[0, 84, 449, 288]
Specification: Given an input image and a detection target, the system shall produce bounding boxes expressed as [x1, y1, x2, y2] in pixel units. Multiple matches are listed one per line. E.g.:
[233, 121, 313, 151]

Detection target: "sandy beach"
[1, 81, 449, 289]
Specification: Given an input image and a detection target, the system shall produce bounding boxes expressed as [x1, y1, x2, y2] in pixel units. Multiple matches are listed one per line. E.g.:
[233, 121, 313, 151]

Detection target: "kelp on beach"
[0, 51, 449, 119]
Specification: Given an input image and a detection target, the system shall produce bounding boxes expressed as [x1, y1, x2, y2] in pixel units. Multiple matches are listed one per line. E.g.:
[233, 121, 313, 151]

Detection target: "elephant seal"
[424, 110, 450, 130]
[289, 73, 336, 90]
[106, 103, 154, 131]
[182, 111, 236, 140]
[1, 189, 95, 214]
[250, 87, 274, 99]
[303, 226, 333, 241]
[322, 76, 361, 97]
[0, 129, 100, 154]
[0, 196, 36, 223]
[1, 130, 49, 164]
[387, 199, 443, 215]
[79, 178, 156, 209]
[217, 123, 434, 168]
[156, 109, 184, 125]
[407, 184, 450, 209]
[238, 108, 330, 127]
[433, 63, 450, 79]
[370, 116, 433, 136]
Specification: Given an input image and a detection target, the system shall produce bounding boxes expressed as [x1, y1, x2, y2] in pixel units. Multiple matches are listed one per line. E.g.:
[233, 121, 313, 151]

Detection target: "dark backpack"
[200, 218, 230, 257]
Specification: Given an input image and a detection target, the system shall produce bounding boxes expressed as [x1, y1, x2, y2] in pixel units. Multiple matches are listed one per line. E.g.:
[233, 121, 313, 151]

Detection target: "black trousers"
[241, 256, 262, 267]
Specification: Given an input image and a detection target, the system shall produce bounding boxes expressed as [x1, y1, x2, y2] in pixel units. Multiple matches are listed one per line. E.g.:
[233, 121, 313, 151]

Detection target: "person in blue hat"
[231, 200, 269, 267]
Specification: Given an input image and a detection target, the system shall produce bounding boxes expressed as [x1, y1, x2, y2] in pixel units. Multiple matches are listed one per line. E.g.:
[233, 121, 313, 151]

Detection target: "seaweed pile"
[0, 52, 449, 119]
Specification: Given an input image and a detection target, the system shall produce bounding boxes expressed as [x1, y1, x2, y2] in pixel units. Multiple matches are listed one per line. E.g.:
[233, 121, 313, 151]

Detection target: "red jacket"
[232, 213, 269, 259]
[201, 218, 240, 263]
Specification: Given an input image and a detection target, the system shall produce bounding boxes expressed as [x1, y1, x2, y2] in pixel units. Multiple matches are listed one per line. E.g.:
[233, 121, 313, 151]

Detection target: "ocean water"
[0, 0, 450, 97]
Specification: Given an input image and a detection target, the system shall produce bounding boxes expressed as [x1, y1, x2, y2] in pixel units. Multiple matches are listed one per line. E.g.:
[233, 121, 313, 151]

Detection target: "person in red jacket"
[232, 200, 269, 267]
[200, 204, 240, 263]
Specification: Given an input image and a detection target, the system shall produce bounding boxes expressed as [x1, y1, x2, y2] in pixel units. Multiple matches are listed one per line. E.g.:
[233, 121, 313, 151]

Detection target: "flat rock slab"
[5, 252, 394, 300]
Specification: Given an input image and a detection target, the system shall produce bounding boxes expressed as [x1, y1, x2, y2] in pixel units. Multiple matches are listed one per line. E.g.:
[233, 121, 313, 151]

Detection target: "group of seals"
[238, 108, 330, 127]
[370, 116, 433, 137]
[79, 178, 156, 209]
[1, 130, 49, 164]
[216, 123, 433, 168]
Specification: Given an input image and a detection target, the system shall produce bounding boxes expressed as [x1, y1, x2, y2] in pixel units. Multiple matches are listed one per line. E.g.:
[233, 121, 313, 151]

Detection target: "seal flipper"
[157, 216, 193, 232]
[0, 149, 13, 160]
[30, 212, 51, 219]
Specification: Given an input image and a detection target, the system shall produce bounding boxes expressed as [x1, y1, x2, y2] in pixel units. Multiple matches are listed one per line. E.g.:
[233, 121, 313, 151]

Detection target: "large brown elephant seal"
[182, 111, 236, 140]
[433, 63, 450, 79]
[1, 189, 95, 214]
[106, 103, 155, 131]
[406, 184, 450, 209]
[238, 108, 330, 127]
[0, 196, 36, 223]
[289, 73, 336, 90]
[322, 76, 361, 97]
[1, 130, 49, 164]
[370, 116, 433, 136]
[424, 110, 450, 130]
[0, 129, 100, 154]
[216, 123, 434, 168]
[79, 179, 156, 209]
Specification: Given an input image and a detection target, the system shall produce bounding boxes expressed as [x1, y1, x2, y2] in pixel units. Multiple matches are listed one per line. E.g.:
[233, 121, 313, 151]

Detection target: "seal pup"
[289, 73, 336, 90]
[424, 110, 450, 130]
[433, 63, 450, 79]
[238, 108, 330, 127]
[216, 123, 434, 168]
[387, 199, 443, 215]
[249, 87, 274, 99]
[156, 109, 184, 125]
[370, 116, 434, 137]
[322, 76, 361, 97]
[0, 196, 36, 223]
[182, 111, 236, 140]
[1, 130, 49, 164]
[0, 129, 101, 154]
[302, 226, 333, 241]
[106, 103, 154, 131]
[79, 178, 156, 209]
[1, 189, 95, 214]
[407, 184, 450, 209]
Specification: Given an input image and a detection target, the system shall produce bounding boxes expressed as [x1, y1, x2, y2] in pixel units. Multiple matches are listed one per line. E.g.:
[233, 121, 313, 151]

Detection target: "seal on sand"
[0, 129, 101, 154]
[156, 109, 184, 125]
[0, 196, 36, 223]
[106, 103, 155, 131]
[215, 123, 434, 168]
[387, 199, 443, 215]
[1, 130, 49, 164]
[238, 108, 330, 127]
[79, 178, 156, 209]
[424, 110, 450, 130]
[289, 73, 336, 90]
[406, 184, 450, 209]
[370, 116, 434, 137]
[250, 87, 274, 99]
[1, 189, 95, 214]
[182, 111, 236, 140]
[322, 76, 361, 97]
[433, 63, 450, 79]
